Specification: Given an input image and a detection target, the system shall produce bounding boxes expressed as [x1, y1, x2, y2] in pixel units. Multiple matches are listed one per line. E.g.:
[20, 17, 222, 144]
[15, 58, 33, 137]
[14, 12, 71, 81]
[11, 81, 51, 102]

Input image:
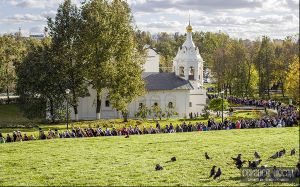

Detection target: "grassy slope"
[0, 127, 299, 186]
[0, 104, 29, 123]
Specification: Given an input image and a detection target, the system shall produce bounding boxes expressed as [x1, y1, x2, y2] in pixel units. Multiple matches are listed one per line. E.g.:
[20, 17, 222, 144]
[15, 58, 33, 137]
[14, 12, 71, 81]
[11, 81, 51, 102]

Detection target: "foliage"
[47, 0, 89, 119]
[285, 55, 300, 103]
[135, 105, 150, 120]
[0, 35, 26, 103]
[15, 38, 66, 122]
[201, 105, 210, 119]
[150, 104, 162, 120]
[208, 98, 229, 112]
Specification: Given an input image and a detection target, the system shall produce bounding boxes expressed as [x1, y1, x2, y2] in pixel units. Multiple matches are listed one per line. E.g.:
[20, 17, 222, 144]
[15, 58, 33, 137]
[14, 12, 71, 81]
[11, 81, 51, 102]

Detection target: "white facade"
[142, 46, 160, 73]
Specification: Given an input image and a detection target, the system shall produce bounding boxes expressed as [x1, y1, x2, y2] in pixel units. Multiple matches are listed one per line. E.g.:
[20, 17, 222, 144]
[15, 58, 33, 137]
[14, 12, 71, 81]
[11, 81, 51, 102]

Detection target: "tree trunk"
[49, 99, 55, 123]
[96, 92, 101, 119]
[73, 106, 78, 121]
[6, 88, 10, 104]
[122, 111, 128, 122]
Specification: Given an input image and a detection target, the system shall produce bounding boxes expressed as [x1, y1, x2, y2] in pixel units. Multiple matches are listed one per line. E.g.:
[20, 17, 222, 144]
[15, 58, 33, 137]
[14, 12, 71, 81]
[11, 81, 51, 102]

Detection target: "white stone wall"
[127, 90, 190, 118]
[142, 48, 159, 73]
[69, 88, 192, 120]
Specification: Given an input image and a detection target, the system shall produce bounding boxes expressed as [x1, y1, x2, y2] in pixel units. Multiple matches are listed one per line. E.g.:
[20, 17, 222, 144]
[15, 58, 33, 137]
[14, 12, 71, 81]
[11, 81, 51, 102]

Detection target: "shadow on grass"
[147, 140, 189, 144]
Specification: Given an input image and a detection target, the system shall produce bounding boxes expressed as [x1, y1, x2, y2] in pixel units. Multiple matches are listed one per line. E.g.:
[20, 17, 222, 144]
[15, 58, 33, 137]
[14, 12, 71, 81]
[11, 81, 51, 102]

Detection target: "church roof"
[142, 72, 193, 91]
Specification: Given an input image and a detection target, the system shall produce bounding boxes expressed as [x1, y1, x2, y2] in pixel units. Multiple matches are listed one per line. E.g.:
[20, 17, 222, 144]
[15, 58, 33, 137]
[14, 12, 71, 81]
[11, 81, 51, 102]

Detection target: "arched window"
[168, 102, 173, 109]
[179, 66, 184, 77]
[105, 100, 110, 107]
[189, 67, 195, 80]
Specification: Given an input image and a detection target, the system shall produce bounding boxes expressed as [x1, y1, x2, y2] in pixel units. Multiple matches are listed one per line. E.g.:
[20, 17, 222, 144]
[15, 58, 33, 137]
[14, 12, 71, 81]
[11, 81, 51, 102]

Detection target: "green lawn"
[0, 127, 299, 186]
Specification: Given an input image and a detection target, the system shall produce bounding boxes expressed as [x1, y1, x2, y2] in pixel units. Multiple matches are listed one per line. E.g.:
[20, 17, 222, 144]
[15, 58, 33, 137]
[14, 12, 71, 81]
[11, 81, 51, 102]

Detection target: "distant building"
[29, 34, 45, 40]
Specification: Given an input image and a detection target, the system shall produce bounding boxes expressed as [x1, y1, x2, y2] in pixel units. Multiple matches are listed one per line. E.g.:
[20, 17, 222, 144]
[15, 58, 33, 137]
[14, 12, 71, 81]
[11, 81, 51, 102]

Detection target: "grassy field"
[0, 127, 299, 186]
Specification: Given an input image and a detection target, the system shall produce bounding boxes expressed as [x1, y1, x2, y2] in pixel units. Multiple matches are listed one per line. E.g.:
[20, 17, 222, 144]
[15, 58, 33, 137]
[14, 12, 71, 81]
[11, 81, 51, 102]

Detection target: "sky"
[0, 0, 299, 40]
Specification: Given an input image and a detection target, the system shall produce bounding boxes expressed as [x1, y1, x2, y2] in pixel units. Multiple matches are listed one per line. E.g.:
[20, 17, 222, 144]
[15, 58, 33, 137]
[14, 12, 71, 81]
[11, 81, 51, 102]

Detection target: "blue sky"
[0, 0, 299, 39]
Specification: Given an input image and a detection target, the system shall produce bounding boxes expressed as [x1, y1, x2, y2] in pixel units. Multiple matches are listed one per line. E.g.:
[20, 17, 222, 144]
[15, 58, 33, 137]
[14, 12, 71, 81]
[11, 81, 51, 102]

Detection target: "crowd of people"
[226, 96, 281, 109]
[1, 111, 298, 144]
[1, 95, 298, 144]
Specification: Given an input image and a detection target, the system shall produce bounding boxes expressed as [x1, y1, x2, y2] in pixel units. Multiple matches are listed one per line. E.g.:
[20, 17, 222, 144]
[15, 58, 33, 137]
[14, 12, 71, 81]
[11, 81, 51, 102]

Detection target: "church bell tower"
[173, 20, 204, 89]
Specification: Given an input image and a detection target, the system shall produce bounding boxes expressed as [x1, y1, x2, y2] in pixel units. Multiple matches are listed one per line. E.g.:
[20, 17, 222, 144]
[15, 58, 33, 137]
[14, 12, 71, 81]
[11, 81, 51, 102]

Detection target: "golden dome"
[186, 24, 192, 33]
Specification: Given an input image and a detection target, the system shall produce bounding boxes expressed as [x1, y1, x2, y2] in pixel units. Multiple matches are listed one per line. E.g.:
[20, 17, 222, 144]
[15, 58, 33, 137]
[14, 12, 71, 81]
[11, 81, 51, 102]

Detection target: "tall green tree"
[81, 0, 116, 119]
[255, 36, 275, 99]
[16, 39, 66, 122]
[47, 0, 88, 120]
[82, 0, 145, 121]
[0, 35, 26, 104]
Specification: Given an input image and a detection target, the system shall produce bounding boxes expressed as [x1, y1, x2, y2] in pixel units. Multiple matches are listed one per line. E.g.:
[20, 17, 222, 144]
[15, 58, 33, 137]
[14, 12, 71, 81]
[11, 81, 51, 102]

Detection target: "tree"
[208, 98, 229, 116]
[47, 0, 88, 121]
[285, 55, 299, 103]
[16, 38, 66, 122]
[255, 36, 275, 99]
[107, 0, 145, 121]
[81, 0, 116, 119]
[82, 0, 145, 121]
[0, 35, 26, 104]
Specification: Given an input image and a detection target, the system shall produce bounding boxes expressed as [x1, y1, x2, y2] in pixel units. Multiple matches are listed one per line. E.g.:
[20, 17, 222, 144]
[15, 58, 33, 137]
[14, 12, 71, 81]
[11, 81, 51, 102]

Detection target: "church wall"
[69, 88, 191, 120]
[188, 88, 207, 115]
[142, 48, 159, 73]
[127, 90, 190, 118]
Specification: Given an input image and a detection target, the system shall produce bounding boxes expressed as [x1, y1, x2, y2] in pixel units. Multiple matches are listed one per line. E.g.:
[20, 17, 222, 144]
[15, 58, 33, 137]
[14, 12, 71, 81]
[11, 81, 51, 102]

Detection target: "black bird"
[291, 148, 296, 156]
[205, 152, 211, 160]
[171, 157, 176, 162]
[209, 166, 216, 178]
[155, 164, 163, 171]
[254, 151, 261, 159]
[235, 159, 246, 169]
[278, 149, 286, 157]
[269, 152, 279, 159]
[232, 154, 242, 161]
[213, 168, 222, 179]
[295, 162, 300, 178]
[248, 159, 262, 169]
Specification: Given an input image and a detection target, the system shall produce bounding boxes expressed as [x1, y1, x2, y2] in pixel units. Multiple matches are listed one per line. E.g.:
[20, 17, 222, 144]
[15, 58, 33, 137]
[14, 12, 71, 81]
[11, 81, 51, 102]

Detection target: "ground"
[0, 127, 299, 186]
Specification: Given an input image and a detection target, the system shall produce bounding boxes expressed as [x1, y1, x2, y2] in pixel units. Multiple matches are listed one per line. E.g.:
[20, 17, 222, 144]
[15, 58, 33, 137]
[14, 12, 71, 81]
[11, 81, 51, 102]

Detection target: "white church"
[70, 22, 207, 120]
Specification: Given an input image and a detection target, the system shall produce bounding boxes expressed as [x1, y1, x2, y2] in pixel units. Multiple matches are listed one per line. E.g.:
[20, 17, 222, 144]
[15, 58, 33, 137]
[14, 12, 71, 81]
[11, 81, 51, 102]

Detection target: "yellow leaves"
[285, 55, 299, 103]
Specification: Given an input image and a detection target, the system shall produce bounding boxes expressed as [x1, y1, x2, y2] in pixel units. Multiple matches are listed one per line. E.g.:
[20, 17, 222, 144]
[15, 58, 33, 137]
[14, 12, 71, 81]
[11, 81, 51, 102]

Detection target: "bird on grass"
[291, 148, 296, 156]
[125, 134, 129, 138]
[232, 154, 242, 161]
[254, 151, 261, 159]
[213, 168, 222, 179]
[248, 159, 262, 169]
[155, 164, 163, 171]
[235, 159, 246, 169]
[209, 166, 216, 178]
[205, 152, 211, 160]
[295, 162, 300, 178]
[166, 156, 177, 163]
[171, 157, 176, 162]
[278, 149, 286, 157]
[269, 152, 279, 159]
